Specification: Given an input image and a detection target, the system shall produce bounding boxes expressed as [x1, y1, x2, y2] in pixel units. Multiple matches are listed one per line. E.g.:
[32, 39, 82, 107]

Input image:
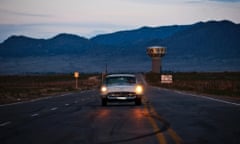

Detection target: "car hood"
[106, 84, 136, 93]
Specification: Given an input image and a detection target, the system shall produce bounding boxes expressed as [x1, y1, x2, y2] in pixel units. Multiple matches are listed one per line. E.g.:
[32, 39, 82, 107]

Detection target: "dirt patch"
[145, 72, 240, 98]
[0, 74, 101, 104]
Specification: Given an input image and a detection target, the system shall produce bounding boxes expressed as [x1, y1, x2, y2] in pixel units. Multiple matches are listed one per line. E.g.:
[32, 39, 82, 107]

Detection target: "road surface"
[0, 76, 239, 144]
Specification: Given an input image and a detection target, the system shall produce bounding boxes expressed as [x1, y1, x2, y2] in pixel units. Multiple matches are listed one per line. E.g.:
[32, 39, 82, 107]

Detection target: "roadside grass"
[145, 72, 240, 98]
[0, 74, 101, 104]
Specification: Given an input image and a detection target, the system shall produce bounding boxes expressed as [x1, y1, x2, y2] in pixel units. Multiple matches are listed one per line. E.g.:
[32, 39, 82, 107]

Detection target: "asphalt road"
[0, 76, 240, 144]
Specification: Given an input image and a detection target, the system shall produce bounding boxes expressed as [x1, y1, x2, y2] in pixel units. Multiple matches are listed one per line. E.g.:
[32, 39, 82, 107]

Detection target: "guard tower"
[147, 46, 166, 73]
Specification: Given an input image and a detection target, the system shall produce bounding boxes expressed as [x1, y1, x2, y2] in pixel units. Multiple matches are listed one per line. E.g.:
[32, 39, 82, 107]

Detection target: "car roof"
[106, 74, 136, 78]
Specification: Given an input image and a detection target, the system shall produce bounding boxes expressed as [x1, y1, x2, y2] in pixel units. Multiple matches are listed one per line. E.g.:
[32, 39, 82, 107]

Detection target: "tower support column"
[152, 57, 161, 73]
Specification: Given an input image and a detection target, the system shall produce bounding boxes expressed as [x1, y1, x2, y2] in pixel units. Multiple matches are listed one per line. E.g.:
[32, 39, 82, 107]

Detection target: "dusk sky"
[0, 0, 240, 42]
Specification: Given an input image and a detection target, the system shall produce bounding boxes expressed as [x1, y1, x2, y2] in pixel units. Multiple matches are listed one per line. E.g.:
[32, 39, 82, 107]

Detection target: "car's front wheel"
[135, 98, 142, 105]
[101, 98, 107, 106]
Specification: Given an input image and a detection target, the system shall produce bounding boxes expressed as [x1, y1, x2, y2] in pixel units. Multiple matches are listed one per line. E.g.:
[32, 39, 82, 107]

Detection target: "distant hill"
[161, 20, 240, 58]
[0, 33, 94, 57]
[0, 20, 240, 74]
[91, 25, 190, 46]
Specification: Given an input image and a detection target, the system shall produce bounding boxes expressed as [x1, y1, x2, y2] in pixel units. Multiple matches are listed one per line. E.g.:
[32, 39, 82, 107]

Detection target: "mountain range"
[0, 20, 240, 74]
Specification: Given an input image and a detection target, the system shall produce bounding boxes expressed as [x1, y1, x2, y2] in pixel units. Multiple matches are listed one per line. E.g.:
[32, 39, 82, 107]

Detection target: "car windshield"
[105, 76, 136, 85]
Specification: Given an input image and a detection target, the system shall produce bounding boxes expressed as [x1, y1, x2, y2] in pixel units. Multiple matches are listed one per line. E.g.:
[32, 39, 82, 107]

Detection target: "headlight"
[135, 85, 143, 94]
[101, 86, 107, 92]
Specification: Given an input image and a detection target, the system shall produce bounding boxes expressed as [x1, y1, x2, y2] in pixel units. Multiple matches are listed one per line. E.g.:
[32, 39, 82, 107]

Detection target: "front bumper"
[102, 92, 141, 101]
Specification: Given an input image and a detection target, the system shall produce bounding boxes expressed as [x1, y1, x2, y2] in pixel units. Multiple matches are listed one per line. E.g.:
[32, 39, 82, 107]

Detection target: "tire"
[102, 98, 107, 106]
[135, 98, 142, 105]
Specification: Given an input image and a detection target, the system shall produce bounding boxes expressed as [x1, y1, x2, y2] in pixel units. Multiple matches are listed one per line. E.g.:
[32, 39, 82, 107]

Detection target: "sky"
[0, 0, 240, 42]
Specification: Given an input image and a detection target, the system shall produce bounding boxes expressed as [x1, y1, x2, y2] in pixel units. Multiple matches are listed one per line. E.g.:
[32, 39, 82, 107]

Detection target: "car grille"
[108, 92, 136, 97]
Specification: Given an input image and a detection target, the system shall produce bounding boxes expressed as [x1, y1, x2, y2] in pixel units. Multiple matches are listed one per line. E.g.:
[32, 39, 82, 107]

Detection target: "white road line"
[140, 74, 240, 106]
[0, 89, 98, 107]
[156, 87, 240, 106]
[0, 93, 73, 107]
[140, 75, 239, 106]
[65, 103, 69, 106]
[177, 91, 240, 106]
[31, 113, 39, 117]
[0, 121, 11, 127]
[51, 107, 58, 111]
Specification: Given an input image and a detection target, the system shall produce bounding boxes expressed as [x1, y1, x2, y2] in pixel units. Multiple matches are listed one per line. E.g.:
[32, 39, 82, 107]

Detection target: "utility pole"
[105, 64, 108, 74]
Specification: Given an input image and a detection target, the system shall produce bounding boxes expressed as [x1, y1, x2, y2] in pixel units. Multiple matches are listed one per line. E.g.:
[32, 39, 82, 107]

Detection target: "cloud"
[0, 22, 134, 42]
[208, 0, 240, 2]
[0, 8, 52, 18]
[0, 0, 239, 42]
[185, 0, 240, 3]
[125, 0, 240, 4]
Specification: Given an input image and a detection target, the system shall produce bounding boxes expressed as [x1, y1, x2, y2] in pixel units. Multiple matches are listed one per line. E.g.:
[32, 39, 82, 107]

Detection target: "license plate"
[116, 97, 127, 100]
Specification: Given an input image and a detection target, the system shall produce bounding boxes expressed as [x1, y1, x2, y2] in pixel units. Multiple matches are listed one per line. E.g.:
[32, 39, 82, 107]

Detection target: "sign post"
[74, 72, 79, 89]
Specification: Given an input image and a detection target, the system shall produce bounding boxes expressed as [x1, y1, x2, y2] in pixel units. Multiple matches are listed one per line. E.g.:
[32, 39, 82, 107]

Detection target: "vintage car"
[100, 74, 143, 106]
